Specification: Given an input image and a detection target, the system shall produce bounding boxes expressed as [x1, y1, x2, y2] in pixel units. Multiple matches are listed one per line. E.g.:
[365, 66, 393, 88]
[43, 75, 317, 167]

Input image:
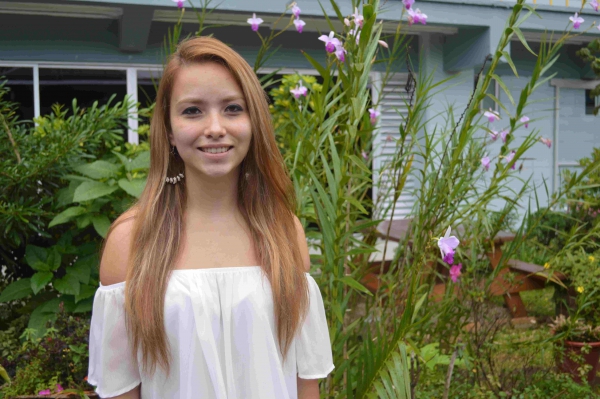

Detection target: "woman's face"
[168, 62, 252, 181]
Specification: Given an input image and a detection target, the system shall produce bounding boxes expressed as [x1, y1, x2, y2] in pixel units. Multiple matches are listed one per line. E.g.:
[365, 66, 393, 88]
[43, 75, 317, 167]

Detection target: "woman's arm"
[297, 377, 320, 399]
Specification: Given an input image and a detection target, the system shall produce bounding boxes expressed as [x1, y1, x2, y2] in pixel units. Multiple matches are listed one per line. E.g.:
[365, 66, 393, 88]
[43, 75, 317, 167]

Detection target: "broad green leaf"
[112, 151, 131, 169]
[0, 278, 32, 302]
[0, 364, 9, 384]
[53, 274, 81, 296]
[73, 297, 94, 313]
[73, 181, 119, 202]
[339, 276, 373, 296]
[69, 255, 95, 285]
[91, 214, 111, 238]
[129, 151, 150, 171]
[27, 302, 59, 339]
[118, 178, 147, 198]
[48, 206, 86, 228]
[56, 182, 79, 207]
[75, 284, 97, 303]
[62, 174, 95, 183]
[25, 245, 50, 271]
[31, 271, 53, 294]
[47, 248, 62, 271]
[73, 160, 120, 179]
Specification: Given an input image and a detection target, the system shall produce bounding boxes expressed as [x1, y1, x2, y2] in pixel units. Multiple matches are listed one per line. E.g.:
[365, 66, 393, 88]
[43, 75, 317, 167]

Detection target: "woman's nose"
[203, 112, 226, 137]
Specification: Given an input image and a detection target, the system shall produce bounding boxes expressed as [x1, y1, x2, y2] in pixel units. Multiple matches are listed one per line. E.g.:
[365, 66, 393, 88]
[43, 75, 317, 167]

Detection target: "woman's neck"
[183, 168, 240, 220]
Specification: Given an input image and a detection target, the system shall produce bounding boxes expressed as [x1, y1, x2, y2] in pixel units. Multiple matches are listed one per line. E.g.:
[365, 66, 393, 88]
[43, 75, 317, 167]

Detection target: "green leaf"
[129, 151, 150, 171]
[344, 196, 369, 215]
[0, 364, 10, 384]
[73, 160, 120, 179]
[512, 27, 537, 57]
[118, 178, 147, 198]
[75, 284, 97, 303]
[56, 182, 78, 207]
[53, 274, 81, 296]
[69, 255, 96, 285]
[501, 50, 518, 78]
[31, 271, 53, 294]
[27, 302, 58, 339]
[492, 74, 515, 107]
[47, 248, 62, 271]
[73, 181, 119, 202]
[91, 214, 111, 238]
[339, 276, 373, 296]
[25, 245, 50, 271]
[0, 278, 32, 302]
[48, 206, 86, 228]
[73, 297, 94, 313]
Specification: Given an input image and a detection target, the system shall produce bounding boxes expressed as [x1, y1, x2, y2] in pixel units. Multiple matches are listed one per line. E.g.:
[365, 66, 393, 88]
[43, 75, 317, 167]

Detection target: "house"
[1, 0, 598, 219]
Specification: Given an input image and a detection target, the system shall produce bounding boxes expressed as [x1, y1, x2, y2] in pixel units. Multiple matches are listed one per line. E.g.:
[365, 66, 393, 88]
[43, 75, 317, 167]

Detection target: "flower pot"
[555, 340, 600, 385]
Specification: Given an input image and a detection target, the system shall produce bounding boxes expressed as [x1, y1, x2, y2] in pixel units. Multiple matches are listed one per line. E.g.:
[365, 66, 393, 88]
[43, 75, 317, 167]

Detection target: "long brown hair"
[106, 36, 309, 376]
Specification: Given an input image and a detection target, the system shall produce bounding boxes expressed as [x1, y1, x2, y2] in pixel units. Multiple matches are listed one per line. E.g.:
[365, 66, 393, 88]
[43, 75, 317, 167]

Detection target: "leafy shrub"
[0, 303, 93, 397]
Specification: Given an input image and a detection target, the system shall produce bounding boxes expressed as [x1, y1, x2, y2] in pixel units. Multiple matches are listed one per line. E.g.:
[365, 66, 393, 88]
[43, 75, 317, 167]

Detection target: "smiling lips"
[198, 146, 233, 154]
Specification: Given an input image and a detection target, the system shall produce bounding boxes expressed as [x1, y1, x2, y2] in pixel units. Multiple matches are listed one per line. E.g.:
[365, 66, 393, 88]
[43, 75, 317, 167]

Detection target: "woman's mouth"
[198, 146, 233, 154]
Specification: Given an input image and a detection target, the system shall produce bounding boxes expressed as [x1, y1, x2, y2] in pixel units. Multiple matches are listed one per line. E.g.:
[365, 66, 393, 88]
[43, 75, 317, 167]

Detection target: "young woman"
[88, 36, 334, 399]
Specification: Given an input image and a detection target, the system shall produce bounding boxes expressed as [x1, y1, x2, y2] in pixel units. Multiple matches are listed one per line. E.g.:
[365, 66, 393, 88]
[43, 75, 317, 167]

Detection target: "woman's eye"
[226, 104, 243, 112]
[183, 107, 200, 115]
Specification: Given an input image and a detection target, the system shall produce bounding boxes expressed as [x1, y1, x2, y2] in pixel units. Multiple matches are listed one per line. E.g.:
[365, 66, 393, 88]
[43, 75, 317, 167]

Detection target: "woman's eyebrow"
[175, 95, 245, 106]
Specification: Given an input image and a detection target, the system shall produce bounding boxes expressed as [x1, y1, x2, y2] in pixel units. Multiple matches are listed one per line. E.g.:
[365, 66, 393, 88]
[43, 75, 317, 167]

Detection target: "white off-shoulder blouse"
[88, 266, 335, 399]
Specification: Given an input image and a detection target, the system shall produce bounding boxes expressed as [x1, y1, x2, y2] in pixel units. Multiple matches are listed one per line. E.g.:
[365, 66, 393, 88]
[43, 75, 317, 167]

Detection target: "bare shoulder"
[293, 215, 311, 273]
[99, 210, 136, 286]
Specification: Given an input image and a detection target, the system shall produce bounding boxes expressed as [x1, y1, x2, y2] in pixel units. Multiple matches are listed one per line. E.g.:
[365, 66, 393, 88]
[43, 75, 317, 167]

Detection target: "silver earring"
[170, 146, 177, 156]
[166, 172, 184, 184]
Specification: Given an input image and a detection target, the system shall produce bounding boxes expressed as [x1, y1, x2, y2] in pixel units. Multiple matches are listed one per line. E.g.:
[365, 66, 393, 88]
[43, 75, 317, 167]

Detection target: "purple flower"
[353, 7, 364, 28]
[368, 108, 381, 124]
[403, 0, 415, 10]
[349, 28, 361, 45]
[362, 151, 369, 161]
[291, 5, 301, 18]
[335, 45, 347, 62]
[344, 18, 351, 27]
[484, 109, 500, 123]
[570, 12, 584, 29]
[171, 0, 184, 8]
[489, 130, 499, 141]
[481, 156, 491, 171]
[407, 8, 427, 25]
[437, 226, 460, 260]
[39, 390, 51, 396]
[443, 251, 455, 265]
[500, 129, 509, 143]
[56, 384, 64, 392]
[591, 0, 600, 11]
[450, 263, 462, 283]
[505, 150, 516, 169]
[247, 13, 264, 32]
[540, 137, 552, 148]
[520, 116, 530, 128]
[290, 82, 308, 99]
[318, 31, 342, 53]
[294, 18, 306, 33]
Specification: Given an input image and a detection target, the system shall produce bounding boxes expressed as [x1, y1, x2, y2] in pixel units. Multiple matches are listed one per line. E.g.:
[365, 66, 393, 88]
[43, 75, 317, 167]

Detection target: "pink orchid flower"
[450, 263, 462, 283]
[349, 28, 361, 45]
[403, 0, 415, 10]
[38, 390, 52, 396]
[294, 18, 306, 33]
[344, 18, 351, 26]
[247, 13, 264, 32]
[368, 108, 381, 124]
[570, 12, 584, 29]
[353, 7, 364, 27]
[484, 109, 500, 122]
[362, 151, 369, 161]
[171, 0, 184, 8]
[591, 0, 600, 11]
[520, 116, 530, 128]
[407, 8, 427, 25]
[489, 130, 499, 141]
[481, 156, 491, 171]
[505, 150, 516, 169]
[437, 226, 460, 260]
[291, 5, 301, 18]
[318, 31, 342, 53]
[500, 129, 509, 143]
[290, 82, 308, 99]
[56, 384, 64, 392]
[443, 252, 455, 265]
[540, 137, 552, 148]
[335, 45, 347, 62]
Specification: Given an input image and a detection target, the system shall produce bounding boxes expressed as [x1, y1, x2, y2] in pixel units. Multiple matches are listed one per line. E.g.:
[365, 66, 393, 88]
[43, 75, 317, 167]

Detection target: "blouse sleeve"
[295, 273, 335, 379]
[88, 282, 141, 398]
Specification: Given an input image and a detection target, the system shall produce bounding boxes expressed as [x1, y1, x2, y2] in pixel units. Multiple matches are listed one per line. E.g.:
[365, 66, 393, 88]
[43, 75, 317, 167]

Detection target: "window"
[0, 67, 35, 127]
[478, 74, 499, 113]
[585, 89, 598, 115]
